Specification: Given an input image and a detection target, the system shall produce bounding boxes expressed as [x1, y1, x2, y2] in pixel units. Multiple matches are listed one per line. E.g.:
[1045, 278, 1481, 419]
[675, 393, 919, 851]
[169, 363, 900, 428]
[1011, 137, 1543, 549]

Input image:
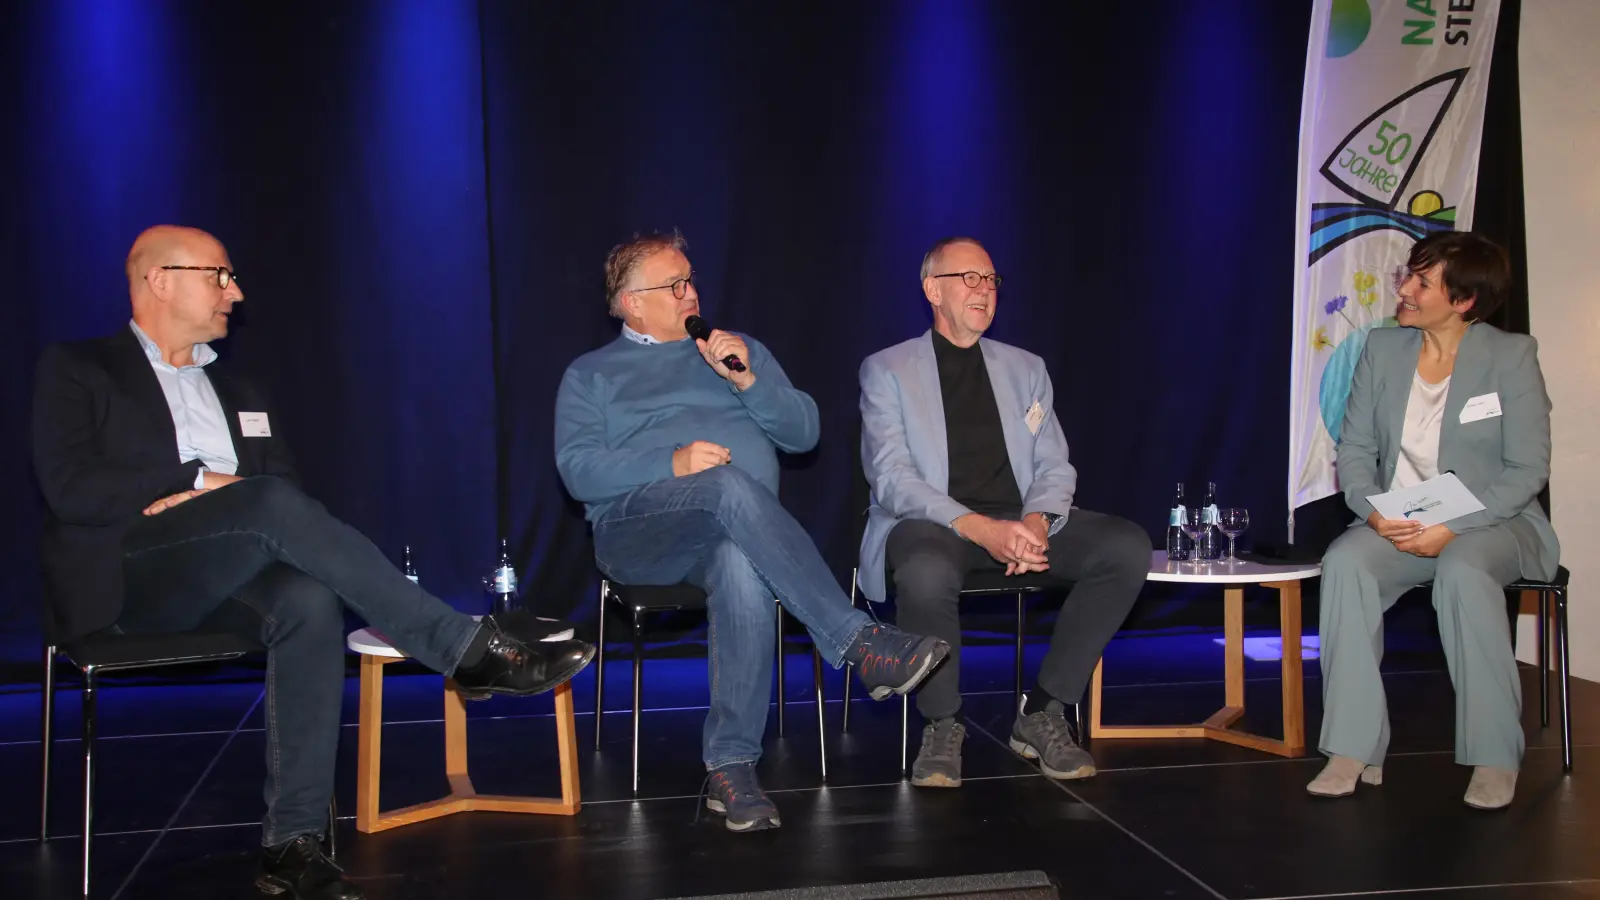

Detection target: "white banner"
[1288, 0, 1500, 533]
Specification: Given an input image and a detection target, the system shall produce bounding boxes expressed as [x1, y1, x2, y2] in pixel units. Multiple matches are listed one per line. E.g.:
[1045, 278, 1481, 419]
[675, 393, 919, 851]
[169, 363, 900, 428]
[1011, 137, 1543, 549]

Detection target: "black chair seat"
[956, 570, 1061, 595]
[1509, 565, 1569, 591]
[60, 631, 262, 671]
[603, 582, 709, 613]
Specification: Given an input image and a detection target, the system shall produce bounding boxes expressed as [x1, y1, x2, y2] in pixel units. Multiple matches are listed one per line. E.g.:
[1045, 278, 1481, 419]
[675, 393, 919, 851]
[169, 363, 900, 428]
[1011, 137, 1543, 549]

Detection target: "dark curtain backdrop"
[484, 0, 1315, 615]
[0, 0, 1528, 678]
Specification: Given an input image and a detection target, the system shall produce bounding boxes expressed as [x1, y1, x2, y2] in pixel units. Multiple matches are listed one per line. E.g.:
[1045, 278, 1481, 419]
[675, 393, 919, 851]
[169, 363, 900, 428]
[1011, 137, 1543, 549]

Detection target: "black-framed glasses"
[933, 271, 1003, 290]
[162, 265, 238, 289]
[632, 271, 695, 300]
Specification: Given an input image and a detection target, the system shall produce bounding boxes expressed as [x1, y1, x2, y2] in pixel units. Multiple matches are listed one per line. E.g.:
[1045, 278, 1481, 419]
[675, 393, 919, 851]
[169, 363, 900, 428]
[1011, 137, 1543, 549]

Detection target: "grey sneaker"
[911, 718, 966, 788]
[845, 624, 950, 700]
[703, 762, 781, 832]
[1010, 698, 1096, 780]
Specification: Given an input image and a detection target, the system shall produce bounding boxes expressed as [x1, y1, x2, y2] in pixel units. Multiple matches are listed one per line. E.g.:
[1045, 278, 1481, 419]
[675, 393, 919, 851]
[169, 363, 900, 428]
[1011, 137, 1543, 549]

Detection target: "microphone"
[684, 315, 747, 372]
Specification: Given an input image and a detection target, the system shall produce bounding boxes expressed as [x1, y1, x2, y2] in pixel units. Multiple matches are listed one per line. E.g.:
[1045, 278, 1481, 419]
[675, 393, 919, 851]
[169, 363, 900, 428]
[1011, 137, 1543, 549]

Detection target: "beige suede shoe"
[1463, 766, 1517, 810]
[1306, 755, 1383, 798]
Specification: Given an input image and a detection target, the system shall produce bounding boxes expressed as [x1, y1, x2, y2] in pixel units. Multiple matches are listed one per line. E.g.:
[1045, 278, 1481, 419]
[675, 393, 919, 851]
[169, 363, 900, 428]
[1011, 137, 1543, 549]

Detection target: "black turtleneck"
[931, 330, 1022, 518]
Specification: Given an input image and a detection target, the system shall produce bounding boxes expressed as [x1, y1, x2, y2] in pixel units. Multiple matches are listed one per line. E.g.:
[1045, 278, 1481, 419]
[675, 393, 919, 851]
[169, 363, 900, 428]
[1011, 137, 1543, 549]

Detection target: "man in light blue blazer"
[858, 236, 1150, 787]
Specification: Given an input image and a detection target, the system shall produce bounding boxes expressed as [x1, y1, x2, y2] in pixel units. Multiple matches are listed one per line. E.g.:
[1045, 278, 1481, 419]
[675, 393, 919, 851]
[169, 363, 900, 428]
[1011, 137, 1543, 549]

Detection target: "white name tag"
[239, 412, 272, 437]
[1024, 400, 1046, 435]
[1459, 392, 1502, 424]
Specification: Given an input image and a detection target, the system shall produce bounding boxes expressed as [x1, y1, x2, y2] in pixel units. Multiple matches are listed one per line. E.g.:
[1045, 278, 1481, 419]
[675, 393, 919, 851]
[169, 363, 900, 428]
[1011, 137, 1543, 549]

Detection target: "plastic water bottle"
[489, 538, 518, 616]
[1199, 482, 1222, 560]
[1165, 482, 1189, 561]
[403, 545, 419, 584]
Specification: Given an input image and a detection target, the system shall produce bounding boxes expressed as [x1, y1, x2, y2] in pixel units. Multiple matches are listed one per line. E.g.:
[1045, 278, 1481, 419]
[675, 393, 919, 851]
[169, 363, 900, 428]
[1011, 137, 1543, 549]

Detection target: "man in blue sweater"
[555, 232, 948, 832]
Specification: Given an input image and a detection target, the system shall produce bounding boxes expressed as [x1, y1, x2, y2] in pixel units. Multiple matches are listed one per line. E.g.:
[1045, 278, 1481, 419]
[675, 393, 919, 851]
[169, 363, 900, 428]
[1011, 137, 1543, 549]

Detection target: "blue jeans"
[593, 466, 872, 770]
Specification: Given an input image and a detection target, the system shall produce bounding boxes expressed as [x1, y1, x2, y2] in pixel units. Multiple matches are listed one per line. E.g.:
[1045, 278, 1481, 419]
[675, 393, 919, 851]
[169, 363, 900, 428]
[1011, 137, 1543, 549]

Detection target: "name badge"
[1024, 400, 1046, 436]
[239, 412, 272, 437]
[1459, 392, 1502, 424]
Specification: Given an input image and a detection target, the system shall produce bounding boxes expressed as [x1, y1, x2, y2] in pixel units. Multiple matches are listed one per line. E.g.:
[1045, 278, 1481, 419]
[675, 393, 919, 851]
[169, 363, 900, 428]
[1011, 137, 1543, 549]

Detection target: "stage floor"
[4, 631, 1598, 900]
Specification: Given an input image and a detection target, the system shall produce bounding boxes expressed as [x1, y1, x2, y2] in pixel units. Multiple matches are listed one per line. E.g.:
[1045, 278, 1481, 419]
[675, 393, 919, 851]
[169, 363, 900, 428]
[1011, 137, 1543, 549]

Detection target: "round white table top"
[347, 626, 405, 658]
[1145, 550, 1320, 584]
[347, 615, 485, 658]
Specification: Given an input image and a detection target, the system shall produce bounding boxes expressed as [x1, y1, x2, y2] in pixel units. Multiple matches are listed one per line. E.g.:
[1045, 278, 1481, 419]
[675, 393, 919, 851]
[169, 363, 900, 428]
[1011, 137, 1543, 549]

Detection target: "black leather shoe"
[256, 834, 363, 899]
[453, 621, 595, 699]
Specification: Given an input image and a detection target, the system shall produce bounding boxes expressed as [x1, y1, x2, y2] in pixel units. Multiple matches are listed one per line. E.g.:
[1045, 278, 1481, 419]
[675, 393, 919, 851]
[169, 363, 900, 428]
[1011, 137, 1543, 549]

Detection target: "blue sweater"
[554, 333, 820, 522]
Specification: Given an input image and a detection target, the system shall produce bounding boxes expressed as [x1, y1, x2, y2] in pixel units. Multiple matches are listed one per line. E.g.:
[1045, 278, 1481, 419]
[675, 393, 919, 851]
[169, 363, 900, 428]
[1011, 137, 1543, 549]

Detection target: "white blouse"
[1391, 371, 1451, 490]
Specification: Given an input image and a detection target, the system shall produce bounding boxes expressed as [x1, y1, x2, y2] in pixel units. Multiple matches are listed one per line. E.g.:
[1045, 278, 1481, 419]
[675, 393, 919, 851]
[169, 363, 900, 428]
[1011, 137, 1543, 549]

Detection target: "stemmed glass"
[1182, 508, 1211, 567]
[1218, 508, 1250, 564]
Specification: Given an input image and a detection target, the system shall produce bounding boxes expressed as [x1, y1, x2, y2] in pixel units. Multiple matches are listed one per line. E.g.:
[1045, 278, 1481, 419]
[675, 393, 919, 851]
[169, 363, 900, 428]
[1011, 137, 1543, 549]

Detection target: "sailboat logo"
[1307, 69, 1465, 266]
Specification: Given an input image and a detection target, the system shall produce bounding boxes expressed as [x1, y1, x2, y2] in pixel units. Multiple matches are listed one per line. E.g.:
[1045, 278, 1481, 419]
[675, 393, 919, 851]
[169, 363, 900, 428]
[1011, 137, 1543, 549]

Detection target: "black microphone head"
[683, 314, 711, 341]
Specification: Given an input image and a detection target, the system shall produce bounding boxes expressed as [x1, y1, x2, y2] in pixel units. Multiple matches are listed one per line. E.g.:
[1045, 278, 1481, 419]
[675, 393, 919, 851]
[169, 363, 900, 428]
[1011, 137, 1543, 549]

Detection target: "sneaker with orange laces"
[844, 624, 950, 700]
[704, 762, 780, 832]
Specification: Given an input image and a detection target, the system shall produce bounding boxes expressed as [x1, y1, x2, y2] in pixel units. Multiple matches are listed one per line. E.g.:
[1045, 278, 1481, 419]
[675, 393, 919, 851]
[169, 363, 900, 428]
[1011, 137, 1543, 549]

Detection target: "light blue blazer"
[857, 332, 1078, 603]
[1338, 322, 1560, 580]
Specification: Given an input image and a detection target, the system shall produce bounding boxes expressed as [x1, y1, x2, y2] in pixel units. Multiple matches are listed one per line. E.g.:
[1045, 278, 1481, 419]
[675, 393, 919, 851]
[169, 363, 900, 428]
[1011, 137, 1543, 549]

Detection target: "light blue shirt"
[129, 321, 238, 488]
[621, 323, 665, 345]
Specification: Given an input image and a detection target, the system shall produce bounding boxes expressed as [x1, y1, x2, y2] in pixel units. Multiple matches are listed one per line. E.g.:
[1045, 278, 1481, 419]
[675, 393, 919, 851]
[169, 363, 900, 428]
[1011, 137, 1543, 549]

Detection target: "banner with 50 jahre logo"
[1288, 0, 1500, 534]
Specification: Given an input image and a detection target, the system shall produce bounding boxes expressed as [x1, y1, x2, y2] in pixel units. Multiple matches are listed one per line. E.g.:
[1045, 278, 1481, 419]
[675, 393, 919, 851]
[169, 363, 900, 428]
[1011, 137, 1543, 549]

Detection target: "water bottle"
[1199, 482, 1222, 560]
[403, 545, 419, 584]
[1165, 482, 1189, 561]
[487, 538, 518, 617]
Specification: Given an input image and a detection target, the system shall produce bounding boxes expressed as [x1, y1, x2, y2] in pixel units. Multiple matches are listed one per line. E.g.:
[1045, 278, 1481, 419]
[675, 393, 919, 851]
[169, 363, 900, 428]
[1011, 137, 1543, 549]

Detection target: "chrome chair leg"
[1536, 586, 1548, 723]
[631, 609, 644, 795]
[595, 581, 609, 750]
[813, 646, 827, 781]
[1556, 587, 1573, 772]
[1014, 592, 1026, 705]
[81, 665, 98, 899]
[776, 606, 786, 737]
[842, 571, 857, 733]
[324, 798, 338, 861]
[41, 645, 56, 842]
[900, 693, 909, 776]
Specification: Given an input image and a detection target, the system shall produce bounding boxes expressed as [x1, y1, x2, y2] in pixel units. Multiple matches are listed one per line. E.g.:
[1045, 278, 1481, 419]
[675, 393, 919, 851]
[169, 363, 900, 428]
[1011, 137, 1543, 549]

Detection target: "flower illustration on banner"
[1324, 294, 1358, 330]
[1312, 326, 1332, 352]
[1353, 270, 1379, 308]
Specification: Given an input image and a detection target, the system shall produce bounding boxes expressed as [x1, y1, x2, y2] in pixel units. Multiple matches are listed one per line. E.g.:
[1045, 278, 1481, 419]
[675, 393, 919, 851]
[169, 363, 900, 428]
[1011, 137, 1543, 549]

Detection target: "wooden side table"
[347, 626, 581, 833]
[1089, 552, 1322, 758]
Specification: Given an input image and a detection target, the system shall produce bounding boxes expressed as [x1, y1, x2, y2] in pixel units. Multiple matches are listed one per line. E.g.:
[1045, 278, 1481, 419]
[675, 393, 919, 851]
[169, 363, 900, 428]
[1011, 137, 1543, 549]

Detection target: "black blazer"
[32, 327, 297, 641]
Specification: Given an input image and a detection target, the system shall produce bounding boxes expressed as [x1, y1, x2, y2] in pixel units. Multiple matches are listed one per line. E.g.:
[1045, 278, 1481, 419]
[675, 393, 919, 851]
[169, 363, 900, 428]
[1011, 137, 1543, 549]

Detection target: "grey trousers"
[887, 510, 1150, 722]
[1318, 523, 1524, 770]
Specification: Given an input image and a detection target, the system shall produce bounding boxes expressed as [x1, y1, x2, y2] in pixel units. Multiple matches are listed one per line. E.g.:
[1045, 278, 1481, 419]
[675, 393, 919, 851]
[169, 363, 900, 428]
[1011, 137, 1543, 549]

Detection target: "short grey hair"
[919, 236, 986, 281]
[604, 229, 688, 318]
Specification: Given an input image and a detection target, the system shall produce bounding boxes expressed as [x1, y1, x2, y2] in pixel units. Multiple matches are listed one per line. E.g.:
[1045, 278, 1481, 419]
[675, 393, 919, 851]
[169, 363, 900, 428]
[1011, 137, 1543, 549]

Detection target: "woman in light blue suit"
[1311, 232, 1559, 810]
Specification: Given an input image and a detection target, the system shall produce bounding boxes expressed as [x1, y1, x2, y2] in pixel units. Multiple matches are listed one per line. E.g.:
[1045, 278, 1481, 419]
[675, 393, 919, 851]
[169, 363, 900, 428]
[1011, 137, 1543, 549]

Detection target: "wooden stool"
[347, 626, 580, 833]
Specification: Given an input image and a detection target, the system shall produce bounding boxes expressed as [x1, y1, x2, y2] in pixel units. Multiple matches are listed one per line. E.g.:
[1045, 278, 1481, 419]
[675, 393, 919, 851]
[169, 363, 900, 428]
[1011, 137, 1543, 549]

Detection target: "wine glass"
[1217, 508, 1250, 563]
[1181, 507, 1210, 567]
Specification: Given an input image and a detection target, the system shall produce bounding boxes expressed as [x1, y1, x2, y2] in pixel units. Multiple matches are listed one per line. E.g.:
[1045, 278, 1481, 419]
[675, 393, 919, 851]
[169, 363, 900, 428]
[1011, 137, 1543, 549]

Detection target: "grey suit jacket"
[856, 332, 1078, 603]
[1337, 322, 1559, 580]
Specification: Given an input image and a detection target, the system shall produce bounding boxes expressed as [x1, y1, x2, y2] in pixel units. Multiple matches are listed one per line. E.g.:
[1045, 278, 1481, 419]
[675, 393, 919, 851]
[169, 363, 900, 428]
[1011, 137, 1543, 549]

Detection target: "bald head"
[126, 225, 243, 358]
[126, 225, 223, 289]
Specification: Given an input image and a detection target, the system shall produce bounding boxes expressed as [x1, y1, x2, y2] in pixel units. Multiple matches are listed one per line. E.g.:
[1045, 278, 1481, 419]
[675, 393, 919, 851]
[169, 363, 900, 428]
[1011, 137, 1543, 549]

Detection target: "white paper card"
[239, 412, 272, 438]
[1366, 473, 1486, 527]
[1024, 401, 1045, 435]
[1459, 392, 1503, 423]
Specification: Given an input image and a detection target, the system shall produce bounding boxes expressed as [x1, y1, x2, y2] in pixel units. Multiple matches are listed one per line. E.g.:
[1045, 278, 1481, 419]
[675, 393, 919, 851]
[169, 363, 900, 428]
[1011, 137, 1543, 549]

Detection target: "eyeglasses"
[631, 271, 695, 300]
[933, 271, 1003, 290]
[162, 266, 239, 289]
